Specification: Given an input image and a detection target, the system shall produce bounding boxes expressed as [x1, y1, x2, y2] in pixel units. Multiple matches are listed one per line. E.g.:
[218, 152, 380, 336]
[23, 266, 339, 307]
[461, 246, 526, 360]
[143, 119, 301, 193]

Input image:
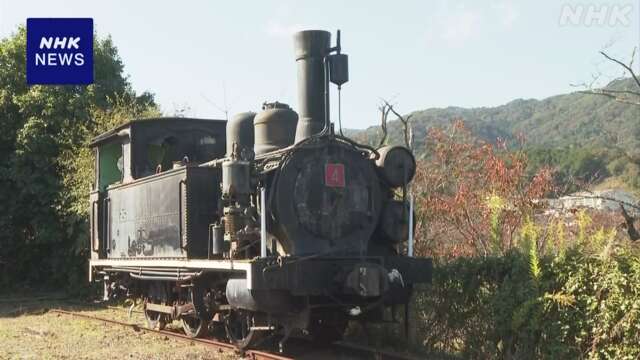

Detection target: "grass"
[0, 296, 236, 360]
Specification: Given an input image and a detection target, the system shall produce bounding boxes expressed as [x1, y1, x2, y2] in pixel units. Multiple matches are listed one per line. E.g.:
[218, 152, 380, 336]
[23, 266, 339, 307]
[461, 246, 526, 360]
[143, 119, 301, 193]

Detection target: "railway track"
[48, 308, 419, 360]
[49, 309, 287, 360]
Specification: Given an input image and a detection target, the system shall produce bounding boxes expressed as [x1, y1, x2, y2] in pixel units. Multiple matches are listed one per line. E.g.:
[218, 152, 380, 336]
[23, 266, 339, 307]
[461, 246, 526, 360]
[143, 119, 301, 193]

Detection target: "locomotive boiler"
[89, 30, 432, 350]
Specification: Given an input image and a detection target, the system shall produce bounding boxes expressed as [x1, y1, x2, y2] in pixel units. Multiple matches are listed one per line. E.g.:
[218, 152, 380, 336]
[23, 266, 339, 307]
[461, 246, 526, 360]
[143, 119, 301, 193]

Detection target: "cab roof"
[89, 117, 226, 147]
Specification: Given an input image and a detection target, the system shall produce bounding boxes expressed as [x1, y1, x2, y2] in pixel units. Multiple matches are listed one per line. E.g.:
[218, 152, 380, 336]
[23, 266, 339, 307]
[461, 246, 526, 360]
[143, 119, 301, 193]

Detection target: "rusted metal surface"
[145, 302, 194, 317]
[49, 308, 420, 360]
[49, 309, 287, 360]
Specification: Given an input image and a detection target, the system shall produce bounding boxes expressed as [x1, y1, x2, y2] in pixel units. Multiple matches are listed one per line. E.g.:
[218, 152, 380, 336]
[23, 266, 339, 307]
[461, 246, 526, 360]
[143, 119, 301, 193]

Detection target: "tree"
[413, 120, 553, 258]
[0, 27, 157, 289]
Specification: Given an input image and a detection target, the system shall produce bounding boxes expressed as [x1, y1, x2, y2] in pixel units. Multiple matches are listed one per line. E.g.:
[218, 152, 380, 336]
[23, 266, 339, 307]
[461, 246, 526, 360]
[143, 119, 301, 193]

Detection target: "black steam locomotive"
[89, 30, 431, 350]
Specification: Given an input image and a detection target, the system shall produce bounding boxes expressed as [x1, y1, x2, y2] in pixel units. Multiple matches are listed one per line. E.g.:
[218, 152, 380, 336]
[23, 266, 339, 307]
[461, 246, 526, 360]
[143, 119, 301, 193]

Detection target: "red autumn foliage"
[412, 120, 554, 258]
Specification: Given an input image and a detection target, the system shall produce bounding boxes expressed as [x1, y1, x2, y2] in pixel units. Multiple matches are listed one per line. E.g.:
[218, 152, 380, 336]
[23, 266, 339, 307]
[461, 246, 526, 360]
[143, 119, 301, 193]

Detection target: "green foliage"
[524, 146, 640, 192]
[577, 209, 592, 245]
[415, 223, 640, 359]
[525, 224, 541, 284]
[486, 194, 505, 255]
[552, 219, 567, 258]
[0, 27, 157, 291]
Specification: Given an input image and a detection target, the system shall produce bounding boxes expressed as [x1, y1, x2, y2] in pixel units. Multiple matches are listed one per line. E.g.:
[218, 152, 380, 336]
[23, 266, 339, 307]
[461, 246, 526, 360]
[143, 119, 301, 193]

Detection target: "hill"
[351, 78, 639, 158]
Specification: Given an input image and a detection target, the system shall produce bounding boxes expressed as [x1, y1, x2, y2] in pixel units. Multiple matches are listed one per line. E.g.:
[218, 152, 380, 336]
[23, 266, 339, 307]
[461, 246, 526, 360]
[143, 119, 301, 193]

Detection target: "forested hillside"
[352, 78, 640, 192]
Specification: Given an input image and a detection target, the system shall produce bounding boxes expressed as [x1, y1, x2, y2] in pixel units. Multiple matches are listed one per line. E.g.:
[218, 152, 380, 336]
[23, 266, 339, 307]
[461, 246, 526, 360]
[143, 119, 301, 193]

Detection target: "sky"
[0, 0, 638, 129]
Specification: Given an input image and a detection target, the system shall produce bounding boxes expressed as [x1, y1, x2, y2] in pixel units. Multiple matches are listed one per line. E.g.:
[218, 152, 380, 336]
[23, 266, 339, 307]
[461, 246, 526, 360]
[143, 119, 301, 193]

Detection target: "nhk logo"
[36, 37, 85, 66]
[558, 3, 634, 27]
[27, 18, 93, 85]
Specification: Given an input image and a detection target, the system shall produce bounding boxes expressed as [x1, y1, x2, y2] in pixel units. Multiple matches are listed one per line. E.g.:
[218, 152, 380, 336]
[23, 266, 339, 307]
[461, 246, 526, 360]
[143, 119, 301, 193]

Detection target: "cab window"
[98, 142, 123, 191]
[146, 136, 178, 174]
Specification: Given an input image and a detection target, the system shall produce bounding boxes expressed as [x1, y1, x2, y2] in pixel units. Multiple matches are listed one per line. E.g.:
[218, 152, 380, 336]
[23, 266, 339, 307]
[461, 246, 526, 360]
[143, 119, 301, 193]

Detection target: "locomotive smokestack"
[293, 30, 331, 143]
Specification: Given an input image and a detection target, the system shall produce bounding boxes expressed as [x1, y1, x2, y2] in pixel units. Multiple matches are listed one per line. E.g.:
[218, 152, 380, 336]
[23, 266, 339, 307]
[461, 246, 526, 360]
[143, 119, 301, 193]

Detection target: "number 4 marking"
[325, 163, 345, 187]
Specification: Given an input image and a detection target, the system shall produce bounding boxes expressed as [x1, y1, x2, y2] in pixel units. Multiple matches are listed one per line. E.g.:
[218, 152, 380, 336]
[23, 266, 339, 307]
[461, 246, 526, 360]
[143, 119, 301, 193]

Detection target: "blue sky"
[1, 0, 638, 129]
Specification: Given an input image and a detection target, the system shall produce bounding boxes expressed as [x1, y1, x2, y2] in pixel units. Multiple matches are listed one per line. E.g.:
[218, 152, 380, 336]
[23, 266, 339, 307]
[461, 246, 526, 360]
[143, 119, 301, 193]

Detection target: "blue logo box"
[26, 18, 93, 85]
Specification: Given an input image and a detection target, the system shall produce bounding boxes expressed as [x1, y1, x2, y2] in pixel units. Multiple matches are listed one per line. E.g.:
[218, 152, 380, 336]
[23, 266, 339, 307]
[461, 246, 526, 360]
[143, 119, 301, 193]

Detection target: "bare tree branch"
[600, 50, 640, 89]
[377, 102, 392, 147]
[575, 48, 640, 108]
[384, 100, 414, 150]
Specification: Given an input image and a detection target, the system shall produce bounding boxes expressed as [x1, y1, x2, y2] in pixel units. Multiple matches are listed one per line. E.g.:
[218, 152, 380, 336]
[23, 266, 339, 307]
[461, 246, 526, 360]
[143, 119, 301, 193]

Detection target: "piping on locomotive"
[88, 30, 432, 350]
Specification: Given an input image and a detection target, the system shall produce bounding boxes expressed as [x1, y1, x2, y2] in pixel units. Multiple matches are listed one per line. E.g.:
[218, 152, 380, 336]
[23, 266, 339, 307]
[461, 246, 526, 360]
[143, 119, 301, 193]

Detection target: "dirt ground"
[0, 296, 237, 360]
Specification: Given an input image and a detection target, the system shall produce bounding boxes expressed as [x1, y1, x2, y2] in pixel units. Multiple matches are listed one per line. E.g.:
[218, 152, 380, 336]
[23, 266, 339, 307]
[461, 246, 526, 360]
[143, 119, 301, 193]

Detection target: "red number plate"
[325, 163, 345, 187]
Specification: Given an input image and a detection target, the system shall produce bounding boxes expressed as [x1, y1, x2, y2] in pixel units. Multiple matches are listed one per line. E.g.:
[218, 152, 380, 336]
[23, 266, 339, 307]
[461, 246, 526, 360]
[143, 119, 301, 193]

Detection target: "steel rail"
[49, 309, 291, 360]
[48, 307, 419, 360]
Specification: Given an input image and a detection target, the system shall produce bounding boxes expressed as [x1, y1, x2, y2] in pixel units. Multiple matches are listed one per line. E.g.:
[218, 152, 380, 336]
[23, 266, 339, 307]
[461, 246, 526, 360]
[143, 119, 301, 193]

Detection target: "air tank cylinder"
[254, 102, 298, 155]
[223, 113, 254, 200]
[293, 30, 331, 143]
[226, 112, 255, 157]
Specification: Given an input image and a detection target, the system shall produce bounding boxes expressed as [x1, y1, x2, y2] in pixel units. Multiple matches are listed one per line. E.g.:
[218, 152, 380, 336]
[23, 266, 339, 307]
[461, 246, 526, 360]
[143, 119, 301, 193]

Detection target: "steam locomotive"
[89, 30, 432, 350]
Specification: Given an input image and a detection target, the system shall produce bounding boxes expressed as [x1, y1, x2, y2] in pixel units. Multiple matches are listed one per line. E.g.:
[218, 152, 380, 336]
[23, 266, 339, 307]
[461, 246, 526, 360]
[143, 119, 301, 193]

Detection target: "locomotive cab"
[89, 118, 226, 261]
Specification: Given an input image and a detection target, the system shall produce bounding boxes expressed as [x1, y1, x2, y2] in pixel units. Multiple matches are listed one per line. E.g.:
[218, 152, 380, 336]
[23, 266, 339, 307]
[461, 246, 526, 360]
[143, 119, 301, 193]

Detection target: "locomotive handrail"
[408, 194, 414, 257]
[260, 186, 267, 258]
[91, 200, 99, 252]
[103, 197, 111, 253]
[178, 179, 187, 250]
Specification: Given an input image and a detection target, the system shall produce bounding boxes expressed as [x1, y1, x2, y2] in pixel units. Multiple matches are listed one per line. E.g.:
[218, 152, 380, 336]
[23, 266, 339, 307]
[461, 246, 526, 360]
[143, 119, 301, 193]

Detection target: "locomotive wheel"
[181, 315, 207, 338]
[224, 310, 262, 350]
[144, 282, 170, 330]
[179, 283, 210, 338]
[144, 308, 167, 330]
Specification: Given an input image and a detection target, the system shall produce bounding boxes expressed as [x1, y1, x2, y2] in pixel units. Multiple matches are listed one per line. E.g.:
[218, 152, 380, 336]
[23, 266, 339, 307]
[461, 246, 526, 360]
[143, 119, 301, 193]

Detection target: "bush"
[413, 221, 640, 359]
[0, 27, 157, 291]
